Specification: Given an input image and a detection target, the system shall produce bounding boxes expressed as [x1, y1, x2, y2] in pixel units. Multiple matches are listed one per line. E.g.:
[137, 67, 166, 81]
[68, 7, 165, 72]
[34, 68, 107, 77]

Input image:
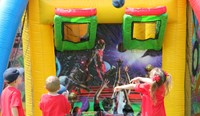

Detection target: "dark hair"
[123, 104, 134, 116]
[95, 111, 105, 116]
[72, 107, 81, 116]
[102, 98, 113, 111]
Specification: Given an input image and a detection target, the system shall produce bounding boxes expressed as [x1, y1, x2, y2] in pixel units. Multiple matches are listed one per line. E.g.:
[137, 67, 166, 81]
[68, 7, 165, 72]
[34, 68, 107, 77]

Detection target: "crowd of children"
[0, 65, 172, 116]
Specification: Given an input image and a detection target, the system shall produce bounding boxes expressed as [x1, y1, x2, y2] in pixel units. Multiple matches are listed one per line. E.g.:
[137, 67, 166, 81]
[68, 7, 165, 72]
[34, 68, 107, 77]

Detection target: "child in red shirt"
[39, 76, 71, 116]
[1, 67, 25, 116]
[114, 67, 172, 116]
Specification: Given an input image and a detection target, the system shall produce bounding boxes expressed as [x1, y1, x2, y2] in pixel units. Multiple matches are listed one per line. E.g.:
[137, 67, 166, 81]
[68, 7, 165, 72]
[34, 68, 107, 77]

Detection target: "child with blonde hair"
[39, 76, 71, 116]
[114, 67, 172, 116]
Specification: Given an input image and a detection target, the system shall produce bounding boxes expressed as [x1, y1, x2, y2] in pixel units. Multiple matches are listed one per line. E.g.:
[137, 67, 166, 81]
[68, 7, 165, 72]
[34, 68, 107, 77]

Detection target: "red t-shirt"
[135, 83, 166, 116]
[39, 94, 71, 116]
[1, 86, 25, 116]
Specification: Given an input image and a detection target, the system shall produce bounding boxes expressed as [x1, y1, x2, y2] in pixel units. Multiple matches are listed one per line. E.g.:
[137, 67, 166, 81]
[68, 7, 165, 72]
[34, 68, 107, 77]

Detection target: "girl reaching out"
[114, 67, 172, 116]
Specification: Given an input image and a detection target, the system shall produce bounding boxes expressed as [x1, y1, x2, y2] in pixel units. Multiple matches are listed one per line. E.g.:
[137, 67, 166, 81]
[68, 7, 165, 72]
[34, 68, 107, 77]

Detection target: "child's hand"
[124, 66, 129, 72]
[62, 90, 69, 98]
[102, 79, 109, 88]
[114, 86, 122, 92]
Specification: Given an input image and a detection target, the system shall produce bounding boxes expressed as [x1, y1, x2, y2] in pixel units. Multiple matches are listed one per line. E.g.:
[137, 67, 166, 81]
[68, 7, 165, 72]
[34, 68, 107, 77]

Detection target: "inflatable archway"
[0, 0, 187, 115]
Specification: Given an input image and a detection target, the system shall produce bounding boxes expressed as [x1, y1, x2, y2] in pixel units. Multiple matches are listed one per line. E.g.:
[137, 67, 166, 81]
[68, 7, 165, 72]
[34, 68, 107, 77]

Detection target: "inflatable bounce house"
[0, 0, 200, 115]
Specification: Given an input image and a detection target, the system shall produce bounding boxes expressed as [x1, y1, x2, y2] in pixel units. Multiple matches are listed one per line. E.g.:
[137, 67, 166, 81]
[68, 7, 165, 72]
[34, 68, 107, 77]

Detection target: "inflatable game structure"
[0, 0, 200, 115]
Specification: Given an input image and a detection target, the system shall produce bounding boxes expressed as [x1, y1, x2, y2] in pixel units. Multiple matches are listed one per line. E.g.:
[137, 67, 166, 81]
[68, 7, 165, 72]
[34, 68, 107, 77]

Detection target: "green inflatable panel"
[54, 15, 97, 51]
[123, 13, 168, 50]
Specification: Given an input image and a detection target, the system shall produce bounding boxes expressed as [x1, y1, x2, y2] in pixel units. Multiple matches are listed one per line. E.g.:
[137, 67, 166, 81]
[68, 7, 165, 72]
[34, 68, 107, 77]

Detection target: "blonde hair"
[149, 68, 172, 103]
[45, 76, 60, 92]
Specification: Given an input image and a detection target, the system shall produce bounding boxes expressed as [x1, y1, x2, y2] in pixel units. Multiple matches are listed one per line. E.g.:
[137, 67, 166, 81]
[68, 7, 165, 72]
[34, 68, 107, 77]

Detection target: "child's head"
[149, 67, 172, 103]
[145, 64, 154, 72]
[72, 107, 81, 116]
[145, 64, 154, 78]
[149, 67, 166, 86]
[102, 98, 113, 111]
[45, 76, 60, 92]
[3, 67, 24, 86]
[123, 104, 134, 116]
[68, 92, 78, 103]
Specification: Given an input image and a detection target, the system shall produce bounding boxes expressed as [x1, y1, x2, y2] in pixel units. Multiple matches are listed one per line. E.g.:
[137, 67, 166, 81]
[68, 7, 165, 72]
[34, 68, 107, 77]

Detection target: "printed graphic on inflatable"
[191, 11, 200, 115]
[56, 24, 162, 114]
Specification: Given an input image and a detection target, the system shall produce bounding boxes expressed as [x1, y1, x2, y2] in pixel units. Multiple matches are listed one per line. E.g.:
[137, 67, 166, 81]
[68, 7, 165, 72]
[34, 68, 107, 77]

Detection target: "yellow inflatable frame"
[23, 0, 186, 115]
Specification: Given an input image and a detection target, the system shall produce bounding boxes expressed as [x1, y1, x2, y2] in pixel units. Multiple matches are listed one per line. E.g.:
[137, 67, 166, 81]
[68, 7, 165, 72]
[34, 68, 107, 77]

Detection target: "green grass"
[74, 101, 141, 115]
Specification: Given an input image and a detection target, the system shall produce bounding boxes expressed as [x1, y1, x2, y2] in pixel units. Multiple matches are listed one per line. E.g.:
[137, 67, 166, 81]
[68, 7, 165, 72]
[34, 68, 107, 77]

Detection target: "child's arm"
[11, 106, 19, 116]
[114, 84, 136, 92]
[130, 77, 153, 83]
[62, 90, 69, 99]
[124, 66, 131, 94]
[94, 79, 109, 101]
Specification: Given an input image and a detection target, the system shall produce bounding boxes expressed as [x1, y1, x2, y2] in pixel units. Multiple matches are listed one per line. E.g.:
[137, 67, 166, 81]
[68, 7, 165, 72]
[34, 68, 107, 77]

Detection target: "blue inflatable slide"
[0, 0, 28, 94]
